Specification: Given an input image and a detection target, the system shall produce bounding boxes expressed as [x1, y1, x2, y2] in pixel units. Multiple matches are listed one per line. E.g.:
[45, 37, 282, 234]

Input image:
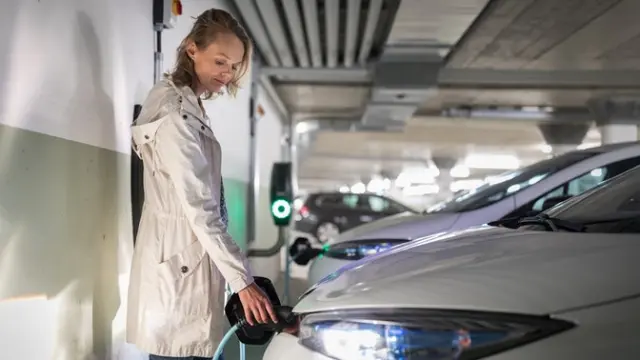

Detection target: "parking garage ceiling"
[231, 0, 640, 192]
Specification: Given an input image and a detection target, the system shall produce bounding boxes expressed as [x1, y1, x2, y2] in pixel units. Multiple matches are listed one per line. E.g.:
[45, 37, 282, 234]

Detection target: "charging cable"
[213, 320, 245, 360]
[283, 246, 326, 303]
[214, 305, 297, 360]
[214, 243, 317, 360]
[223, 283, 247, 360]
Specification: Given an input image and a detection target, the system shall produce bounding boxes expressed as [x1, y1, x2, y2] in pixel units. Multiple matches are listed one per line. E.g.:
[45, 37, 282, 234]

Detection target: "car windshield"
[527, 164, 640, 233]
[427, 151, 599, 213]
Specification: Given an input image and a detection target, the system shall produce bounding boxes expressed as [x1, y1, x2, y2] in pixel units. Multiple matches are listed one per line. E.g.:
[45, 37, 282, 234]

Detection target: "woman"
[127, 8, 277, 360]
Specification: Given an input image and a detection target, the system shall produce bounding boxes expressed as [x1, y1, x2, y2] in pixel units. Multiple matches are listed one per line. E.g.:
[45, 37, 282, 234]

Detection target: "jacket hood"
[296, 226, 640, 315]
[133, 78, 202, 128]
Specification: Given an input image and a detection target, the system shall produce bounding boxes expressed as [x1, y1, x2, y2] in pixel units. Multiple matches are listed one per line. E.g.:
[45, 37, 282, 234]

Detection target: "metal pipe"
[246, 55, 261, 246]
[247, 226, 287, 257]
[284, 103, 294, 164]
[290, 115, 300, 201]
[283, 225, 292, 303]
[154, 26, 163, 83]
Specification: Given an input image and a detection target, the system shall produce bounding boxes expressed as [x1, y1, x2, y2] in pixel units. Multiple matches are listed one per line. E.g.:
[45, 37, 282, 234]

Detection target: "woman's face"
[188, 32, 245, 96]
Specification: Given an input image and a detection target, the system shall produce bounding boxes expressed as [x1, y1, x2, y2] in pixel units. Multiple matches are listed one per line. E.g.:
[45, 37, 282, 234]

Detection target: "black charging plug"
[224, 276, 297, 345]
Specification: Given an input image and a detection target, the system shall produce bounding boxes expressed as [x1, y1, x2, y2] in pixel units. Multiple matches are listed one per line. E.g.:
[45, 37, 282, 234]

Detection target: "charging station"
[269, 162, 294, 226]
[269, 162, 294, 303]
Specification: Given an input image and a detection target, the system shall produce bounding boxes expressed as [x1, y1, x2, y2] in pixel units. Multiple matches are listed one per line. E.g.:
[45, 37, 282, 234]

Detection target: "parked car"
[293, 141, 640, 285]
[293, 191, 418, 243]
[266, 166, 640, 359]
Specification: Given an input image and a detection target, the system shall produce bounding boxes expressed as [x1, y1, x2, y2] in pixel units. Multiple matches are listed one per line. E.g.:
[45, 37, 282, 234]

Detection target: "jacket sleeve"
[155, 111, 254, 293]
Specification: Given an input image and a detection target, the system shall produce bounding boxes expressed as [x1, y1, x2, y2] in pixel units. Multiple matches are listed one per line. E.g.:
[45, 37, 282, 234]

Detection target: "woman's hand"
[238, 282, 278, 326]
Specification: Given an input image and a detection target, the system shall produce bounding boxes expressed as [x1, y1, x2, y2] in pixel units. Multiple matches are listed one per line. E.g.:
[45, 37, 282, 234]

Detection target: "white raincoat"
[126, 78, 254, 357]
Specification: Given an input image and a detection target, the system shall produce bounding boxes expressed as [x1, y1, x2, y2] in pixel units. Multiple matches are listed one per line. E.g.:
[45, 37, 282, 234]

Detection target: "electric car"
[293, 191, 418, 243]
[294, 141, 640, 285]
[266, 165, 640, 359]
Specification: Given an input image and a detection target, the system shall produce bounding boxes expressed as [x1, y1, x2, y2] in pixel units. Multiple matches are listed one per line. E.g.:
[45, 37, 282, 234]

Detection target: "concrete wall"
[0, 0, 284, 358]
[0, 0, 151, 358]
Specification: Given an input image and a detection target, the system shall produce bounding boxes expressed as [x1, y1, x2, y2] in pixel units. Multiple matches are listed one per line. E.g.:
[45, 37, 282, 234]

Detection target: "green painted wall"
[223, 179, 280, 253]
[257, 186, 280, 247]
[221, 177, 248, 250]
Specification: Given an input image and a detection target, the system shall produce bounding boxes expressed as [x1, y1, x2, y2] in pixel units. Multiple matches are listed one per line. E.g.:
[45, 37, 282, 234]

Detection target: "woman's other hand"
[237, 282, 278, 326]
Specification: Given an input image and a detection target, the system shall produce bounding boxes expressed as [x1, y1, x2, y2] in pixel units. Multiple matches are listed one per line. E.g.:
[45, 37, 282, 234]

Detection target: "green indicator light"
[318, 243, 331, 259]
[271, 199, 292, 219]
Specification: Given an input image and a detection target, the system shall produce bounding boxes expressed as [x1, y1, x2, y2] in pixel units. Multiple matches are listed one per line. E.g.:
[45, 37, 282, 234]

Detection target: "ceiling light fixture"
[577, 142, 600, 150]
[351, 182, 365, 194]
[449, 164, 470, 178]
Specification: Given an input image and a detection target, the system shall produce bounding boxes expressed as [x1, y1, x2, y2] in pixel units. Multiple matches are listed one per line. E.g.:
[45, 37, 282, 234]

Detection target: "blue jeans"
[149, 355, 223, 360]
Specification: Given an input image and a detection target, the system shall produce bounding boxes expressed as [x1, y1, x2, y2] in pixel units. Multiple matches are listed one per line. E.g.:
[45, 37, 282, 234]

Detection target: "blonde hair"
[168, 8, 252, 100]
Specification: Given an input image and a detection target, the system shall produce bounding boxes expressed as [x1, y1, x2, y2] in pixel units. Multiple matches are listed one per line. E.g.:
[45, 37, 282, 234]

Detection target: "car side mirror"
[540, 195, 573, 211]
[289, 237, 324, 265]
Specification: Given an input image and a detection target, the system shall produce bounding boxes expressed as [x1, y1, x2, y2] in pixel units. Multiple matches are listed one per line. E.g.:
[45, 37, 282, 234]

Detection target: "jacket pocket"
[157, 240, 206, 282]
[153, 239, 212, 317]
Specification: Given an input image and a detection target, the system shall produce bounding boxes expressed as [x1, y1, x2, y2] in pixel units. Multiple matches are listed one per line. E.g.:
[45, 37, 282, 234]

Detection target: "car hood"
[296, 226, 640, 315]
[331, 211, 460, 244]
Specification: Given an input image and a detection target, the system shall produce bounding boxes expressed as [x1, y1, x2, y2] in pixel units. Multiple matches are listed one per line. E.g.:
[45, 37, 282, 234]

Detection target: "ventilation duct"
[360, 46, 443, 129]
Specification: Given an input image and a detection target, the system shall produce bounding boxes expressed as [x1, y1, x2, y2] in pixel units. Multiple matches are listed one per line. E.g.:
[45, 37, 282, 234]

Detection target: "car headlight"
[298, 308, 574, 360]
[323, 239, 409, 261]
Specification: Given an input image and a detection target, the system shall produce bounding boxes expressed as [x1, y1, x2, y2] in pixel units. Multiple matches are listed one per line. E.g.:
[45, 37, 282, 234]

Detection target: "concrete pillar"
[537, 122, 589, 156]
[431, 155, 457, 200]
[589, 98, 640, 144]
[598, 123, 638, 144]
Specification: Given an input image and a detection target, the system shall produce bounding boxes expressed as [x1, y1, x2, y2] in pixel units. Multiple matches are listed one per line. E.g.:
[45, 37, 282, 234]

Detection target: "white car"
[296, 141, 640, 285]
[266, 166, 640, 359]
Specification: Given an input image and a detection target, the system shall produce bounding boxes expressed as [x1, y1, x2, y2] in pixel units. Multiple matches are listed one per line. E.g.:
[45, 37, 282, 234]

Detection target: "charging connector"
[214, 305, 299, 360]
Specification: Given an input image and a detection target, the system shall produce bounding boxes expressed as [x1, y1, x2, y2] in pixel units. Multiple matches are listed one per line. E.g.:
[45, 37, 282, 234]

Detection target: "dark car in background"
[293, 192, 418, 243]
